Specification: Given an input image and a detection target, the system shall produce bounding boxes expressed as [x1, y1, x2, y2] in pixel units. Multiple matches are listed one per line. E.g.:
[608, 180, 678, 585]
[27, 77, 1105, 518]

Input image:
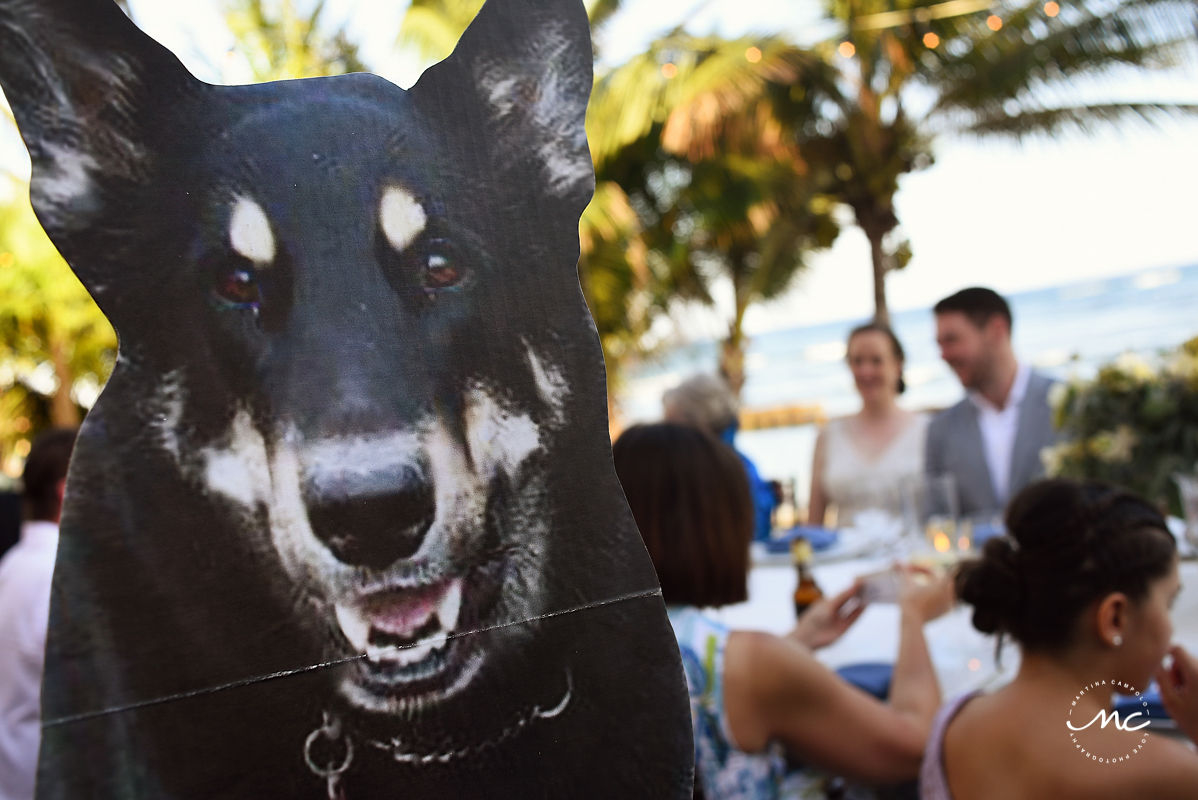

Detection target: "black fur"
[0, 0, 692, 796]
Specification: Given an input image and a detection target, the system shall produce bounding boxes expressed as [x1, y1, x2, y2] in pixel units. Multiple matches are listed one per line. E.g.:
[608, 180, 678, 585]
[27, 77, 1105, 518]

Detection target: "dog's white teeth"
[335, 603, 371, 653]
[340, 578, 462, 666]
[369, 640, 430, 667]
[366, 632, 448, 670]
[437, 578, 463, 634]
[364, 630, 449, 668]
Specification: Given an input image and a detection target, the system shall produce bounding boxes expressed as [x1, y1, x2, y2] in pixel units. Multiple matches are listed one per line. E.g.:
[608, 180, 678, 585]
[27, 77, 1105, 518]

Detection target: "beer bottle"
[791, 536, 823, 617]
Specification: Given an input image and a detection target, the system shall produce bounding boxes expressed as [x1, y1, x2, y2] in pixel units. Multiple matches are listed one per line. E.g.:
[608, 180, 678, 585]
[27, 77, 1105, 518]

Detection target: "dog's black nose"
[307, 486, 436, 569]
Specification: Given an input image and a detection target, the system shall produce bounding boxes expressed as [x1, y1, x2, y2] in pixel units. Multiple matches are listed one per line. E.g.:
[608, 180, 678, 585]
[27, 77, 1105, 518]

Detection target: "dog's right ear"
[0, 0, 198, 245]
[411, 0, 594, 213]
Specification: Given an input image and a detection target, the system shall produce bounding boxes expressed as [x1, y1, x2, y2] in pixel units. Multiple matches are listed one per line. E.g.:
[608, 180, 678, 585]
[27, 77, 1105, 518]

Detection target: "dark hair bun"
[955, 478, 1175, 652]
[956, 537, 1020, 636]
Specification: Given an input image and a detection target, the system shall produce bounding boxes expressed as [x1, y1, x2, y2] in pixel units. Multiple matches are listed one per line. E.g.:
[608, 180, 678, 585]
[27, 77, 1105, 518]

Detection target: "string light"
[745, 46, 762, 63]
[661, 62, 678, 78]
[923, 31, 941, 48]
[1044, 1, 1060, 16]
[838, 41, 856, 57]
[986, 14, 1003, 30]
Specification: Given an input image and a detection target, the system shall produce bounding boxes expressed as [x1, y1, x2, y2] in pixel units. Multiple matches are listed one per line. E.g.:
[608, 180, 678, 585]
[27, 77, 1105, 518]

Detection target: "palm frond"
[929, 0, 1198, 126]
[589, 35, 830, 168]
[585, 0, 624, 32]
[958, 101, 1198, 138]
[397, 0, 483, 63]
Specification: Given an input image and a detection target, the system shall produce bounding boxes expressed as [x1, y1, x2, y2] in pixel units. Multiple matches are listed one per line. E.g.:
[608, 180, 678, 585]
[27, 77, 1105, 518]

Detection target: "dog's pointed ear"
[0, 0, 199, 241]
[411, 0, 595, 209]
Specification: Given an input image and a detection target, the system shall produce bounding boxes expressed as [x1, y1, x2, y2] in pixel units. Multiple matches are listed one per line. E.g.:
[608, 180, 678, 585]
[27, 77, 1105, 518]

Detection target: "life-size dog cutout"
[0, 0, 693, 796]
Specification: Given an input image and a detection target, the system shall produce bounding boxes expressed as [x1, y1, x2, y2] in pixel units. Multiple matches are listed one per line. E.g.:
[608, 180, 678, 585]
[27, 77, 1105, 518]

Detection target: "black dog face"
[0, 0, 693, 794]
[153, 75, 586, 722]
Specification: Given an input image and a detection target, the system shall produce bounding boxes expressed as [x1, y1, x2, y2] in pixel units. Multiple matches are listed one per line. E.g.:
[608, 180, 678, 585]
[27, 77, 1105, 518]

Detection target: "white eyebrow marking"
[229, 196, 276, 264]
[379, 186, 427, 252]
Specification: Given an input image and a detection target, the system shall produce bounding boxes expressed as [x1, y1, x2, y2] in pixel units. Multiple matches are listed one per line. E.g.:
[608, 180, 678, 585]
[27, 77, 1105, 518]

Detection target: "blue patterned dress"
[667, 606, 828, 799]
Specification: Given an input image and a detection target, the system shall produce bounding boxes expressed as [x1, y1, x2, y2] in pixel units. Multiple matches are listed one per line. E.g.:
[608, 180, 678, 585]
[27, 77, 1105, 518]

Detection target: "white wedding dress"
[820, 413, 929, 527]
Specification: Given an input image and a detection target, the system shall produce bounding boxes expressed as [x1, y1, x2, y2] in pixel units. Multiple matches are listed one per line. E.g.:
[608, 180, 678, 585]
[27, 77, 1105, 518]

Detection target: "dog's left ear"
[412, 0, 594, 209]
[0, 0, 199, 249]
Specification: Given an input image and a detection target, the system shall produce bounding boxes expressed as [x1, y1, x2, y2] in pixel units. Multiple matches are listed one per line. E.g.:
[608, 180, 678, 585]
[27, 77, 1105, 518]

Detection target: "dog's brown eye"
[425, 255, 459, 288]
[214, 266, 261, 309]
[422, 239, 466, 293]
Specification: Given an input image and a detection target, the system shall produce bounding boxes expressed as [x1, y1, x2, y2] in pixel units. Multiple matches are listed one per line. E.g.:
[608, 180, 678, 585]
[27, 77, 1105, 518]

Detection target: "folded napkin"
[835, 662, 893, 700]
[765, 525, 840, 554]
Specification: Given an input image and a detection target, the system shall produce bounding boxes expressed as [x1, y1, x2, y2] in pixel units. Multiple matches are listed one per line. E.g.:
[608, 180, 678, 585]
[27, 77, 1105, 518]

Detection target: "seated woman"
[808, 323, 927, 528]
[613, 423, 954, 797]
[926, 478, 1198, 798]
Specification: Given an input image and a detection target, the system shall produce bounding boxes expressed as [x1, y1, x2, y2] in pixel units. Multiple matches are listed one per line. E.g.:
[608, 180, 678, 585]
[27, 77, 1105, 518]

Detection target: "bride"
[808, 322, 928, 527]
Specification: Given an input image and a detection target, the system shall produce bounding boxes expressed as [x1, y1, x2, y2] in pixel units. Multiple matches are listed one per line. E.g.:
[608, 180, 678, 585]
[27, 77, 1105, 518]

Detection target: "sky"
[5, 0, 1197, 339]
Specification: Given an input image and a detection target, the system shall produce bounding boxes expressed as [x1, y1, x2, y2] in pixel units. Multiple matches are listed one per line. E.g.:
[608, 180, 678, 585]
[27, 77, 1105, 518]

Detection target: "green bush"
[1044, 337, 1198, 515]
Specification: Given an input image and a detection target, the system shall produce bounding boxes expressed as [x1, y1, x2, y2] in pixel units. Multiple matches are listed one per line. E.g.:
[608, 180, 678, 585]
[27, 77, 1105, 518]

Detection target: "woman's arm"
[807, 428, 828, 526]
[887, 570, 953, 726]
[724, 574, 952, 784]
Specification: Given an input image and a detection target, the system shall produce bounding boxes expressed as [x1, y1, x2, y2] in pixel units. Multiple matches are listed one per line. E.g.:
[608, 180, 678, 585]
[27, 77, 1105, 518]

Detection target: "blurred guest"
[0, 492, 19, 558]
[664, 373, 777, 542]
[926, 288, 1058, 519]
[808, 323, 928, 527]
[614, 423, 954, 798]
[927, 478, 1198, 798]
[0, 428, 76, 800]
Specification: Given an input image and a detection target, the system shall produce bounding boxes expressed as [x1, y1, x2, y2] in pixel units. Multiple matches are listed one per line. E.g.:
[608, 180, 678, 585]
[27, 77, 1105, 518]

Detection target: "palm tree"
[815, 0, 1198, 322]
[0, 174, 116, 466]
[591, 34, 842, 393]
[224, 0, 368, 81]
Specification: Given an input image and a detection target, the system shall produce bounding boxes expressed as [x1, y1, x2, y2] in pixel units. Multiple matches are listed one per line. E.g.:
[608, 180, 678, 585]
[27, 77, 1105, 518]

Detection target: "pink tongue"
[362, 583, 447, 638]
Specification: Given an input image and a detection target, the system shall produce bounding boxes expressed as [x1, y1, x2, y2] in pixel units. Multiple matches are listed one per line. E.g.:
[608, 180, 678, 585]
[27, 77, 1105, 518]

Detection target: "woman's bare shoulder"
[946, 696, 1198, 799]
[725, 629, 826, 695]
[1119, 735, 1198, 798]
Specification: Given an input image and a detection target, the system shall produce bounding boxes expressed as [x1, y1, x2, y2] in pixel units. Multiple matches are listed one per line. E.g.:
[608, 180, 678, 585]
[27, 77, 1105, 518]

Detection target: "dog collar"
[304, 669, 573, 798]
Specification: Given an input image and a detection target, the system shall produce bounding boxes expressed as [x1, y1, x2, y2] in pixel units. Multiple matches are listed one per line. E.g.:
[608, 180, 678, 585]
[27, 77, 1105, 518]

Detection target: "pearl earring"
[1112, 635, 1123, 647]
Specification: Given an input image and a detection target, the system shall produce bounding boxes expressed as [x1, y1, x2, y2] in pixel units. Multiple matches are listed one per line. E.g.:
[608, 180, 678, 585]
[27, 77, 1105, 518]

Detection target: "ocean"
[615, 263, 1198, 506]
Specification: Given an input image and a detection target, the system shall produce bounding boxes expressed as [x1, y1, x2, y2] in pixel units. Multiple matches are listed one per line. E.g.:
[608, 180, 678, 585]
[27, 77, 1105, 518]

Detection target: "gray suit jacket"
[925, 370, 1059, 518]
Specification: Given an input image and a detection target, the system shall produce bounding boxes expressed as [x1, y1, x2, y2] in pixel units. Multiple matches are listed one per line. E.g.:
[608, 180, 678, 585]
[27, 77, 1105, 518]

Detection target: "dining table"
[707, 532, 1198, 708]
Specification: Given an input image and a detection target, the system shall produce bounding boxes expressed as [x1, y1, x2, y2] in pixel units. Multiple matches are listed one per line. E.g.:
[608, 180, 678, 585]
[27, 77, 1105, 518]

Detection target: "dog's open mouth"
[335, 577, 467, 687]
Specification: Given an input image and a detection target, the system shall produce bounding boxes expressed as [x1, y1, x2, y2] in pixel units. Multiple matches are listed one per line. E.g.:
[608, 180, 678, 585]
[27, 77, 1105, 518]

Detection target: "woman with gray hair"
[663, 374, 777, 542]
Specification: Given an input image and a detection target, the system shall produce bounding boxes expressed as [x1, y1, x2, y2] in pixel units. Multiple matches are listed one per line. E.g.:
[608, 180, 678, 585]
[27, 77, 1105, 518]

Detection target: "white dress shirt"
[969, 363, 1031, 507]
[0, 521, 58, 800]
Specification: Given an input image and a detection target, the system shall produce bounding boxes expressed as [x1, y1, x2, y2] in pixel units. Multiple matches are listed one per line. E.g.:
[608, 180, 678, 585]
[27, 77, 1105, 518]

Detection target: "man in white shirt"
[0, 428, 76, 800]
[925, 288, 1058, 518]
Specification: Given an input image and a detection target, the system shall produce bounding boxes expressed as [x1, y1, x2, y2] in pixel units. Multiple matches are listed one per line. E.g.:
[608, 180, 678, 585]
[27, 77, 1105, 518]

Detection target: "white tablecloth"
[708, 554, 1198, 699]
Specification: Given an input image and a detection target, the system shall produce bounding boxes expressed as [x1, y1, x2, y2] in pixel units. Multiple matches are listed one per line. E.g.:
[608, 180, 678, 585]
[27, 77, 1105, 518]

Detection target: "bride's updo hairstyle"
[956, 478, 1176, 651]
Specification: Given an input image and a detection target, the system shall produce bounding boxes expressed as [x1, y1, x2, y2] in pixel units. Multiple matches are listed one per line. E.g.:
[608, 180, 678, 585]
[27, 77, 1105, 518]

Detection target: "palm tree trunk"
[866, 225, 890, 326]
[606, 385, 623, 440]
[719, 338, 746, 399]
[720, 295, 750, 399]
[49, 338, 80, 428]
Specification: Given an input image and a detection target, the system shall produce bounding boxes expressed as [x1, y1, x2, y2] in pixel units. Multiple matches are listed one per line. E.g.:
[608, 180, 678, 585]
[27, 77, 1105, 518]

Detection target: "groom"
[925, 288, 1059, 518]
